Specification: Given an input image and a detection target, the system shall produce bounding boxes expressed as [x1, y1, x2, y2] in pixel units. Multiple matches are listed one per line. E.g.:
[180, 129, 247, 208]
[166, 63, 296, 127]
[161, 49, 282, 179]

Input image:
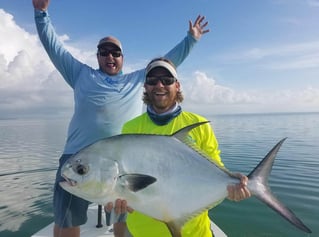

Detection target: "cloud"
[0, 8, 318, 118]
[221, 41, 319, 62]
[217, 41, 319, 72]
[0, 9, 75, 117]
[0, 9, 128, 118]
[182, 71, 255, 105]
[181, 71, 319, 114]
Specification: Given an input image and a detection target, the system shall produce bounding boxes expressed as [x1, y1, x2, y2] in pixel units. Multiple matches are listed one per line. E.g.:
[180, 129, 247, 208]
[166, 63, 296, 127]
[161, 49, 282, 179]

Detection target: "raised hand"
[32, 0, 50, 11]
[188, 15, 210, 40]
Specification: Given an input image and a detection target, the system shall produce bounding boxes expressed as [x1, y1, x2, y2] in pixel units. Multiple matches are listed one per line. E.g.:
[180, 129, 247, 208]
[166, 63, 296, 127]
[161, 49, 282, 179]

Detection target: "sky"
[1, 0, 319, 118]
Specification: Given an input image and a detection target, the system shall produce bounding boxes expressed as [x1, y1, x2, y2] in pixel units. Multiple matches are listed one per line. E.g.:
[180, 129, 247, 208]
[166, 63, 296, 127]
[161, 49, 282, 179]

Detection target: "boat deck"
[31, 205, 227, 237]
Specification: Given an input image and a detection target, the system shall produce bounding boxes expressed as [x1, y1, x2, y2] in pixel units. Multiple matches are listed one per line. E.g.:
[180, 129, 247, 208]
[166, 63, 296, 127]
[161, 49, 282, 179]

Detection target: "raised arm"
[164, 14, 210, 68]
[33, 0, 83, 88]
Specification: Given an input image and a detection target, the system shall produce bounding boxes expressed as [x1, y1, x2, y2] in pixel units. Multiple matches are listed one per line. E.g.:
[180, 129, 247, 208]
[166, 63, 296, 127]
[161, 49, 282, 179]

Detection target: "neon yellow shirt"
[122, 111, 223, 237]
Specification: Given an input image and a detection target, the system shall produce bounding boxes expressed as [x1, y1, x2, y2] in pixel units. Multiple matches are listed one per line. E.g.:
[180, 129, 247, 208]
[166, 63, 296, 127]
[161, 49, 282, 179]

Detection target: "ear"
[175, 80, 181, 91]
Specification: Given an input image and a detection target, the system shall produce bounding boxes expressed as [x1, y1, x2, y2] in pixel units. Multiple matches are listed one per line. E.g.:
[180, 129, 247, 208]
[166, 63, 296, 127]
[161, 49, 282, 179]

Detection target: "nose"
[103, 52, 113, 58]
[154, 80, 164, 87]
[107, 52, 116, 57]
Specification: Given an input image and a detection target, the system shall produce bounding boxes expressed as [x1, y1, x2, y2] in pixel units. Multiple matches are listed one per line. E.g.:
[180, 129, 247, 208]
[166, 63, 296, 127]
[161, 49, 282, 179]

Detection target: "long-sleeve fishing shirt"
[122, 111, 224, 237]
[34, 9, 198, 154]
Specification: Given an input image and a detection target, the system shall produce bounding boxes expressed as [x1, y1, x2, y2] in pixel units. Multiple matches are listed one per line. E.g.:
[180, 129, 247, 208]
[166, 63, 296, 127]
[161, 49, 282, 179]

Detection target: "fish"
[60, 121, 312, 236]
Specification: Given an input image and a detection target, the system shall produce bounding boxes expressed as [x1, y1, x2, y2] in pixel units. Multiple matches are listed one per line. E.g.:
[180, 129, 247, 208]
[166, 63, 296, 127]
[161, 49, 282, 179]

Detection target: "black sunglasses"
[145, 76, 176, 86]
[98, 50, 122, 58]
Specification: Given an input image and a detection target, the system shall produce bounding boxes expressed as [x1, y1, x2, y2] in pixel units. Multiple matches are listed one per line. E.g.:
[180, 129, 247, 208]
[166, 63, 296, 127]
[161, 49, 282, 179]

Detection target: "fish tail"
[247, 138, 312, 233]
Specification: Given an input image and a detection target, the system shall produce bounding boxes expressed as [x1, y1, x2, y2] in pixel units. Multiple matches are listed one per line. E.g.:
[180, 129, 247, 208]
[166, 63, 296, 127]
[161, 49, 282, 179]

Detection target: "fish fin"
[173, 121, 230, 172]
[171, 121, 215, 161]
[119, 174, 157, 192]
[248, 138, 312, 233]
[172, 121, 210, 142]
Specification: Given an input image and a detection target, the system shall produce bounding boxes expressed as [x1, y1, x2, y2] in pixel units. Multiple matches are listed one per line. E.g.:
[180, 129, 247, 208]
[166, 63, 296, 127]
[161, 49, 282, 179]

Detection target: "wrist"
[187, 31, 199, 42]
[34, 9, 48, 18]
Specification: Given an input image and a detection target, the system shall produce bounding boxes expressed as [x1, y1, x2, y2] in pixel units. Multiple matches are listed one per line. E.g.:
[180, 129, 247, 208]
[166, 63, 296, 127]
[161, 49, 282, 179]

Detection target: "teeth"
[155, 92, 166, 95]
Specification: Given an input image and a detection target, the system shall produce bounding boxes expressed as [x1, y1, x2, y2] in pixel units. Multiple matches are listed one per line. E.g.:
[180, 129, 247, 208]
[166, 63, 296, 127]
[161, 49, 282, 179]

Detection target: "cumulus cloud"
[0, 8, 318, 118]
[181, 71, 319, 114]
[0, 9, 80, 117]
[182, 71, 254, 105]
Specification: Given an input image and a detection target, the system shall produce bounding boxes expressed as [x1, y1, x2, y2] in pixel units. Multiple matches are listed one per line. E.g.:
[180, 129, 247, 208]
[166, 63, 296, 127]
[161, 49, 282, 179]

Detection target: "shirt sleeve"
[34, 9, 84, 88]
[194, 122, 224, 168]
[164, 32, 197, 68]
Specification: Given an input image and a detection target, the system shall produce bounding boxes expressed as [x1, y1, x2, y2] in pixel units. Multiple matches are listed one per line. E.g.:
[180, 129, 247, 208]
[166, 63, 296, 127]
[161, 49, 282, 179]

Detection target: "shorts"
[53, 154, 90, 227]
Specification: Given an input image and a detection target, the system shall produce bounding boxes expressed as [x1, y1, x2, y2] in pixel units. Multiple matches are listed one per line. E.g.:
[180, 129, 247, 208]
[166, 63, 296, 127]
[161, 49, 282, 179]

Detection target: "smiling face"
[97, 45, 123, 75]
[144, 67, 180, 114]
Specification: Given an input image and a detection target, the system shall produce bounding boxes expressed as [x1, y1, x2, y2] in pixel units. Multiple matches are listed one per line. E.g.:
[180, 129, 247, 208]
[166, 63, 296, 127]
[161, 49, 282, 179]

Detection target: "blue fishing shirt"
[34, 9, 197, 154]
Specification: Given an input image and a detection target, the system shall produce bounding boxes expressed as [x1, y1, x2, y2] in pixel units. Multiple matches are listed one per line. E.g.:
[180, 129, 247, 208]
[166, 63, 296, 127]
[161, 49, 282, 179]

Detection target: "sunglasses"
[98, 50, 122, 58]
[145, 76, 177, 86]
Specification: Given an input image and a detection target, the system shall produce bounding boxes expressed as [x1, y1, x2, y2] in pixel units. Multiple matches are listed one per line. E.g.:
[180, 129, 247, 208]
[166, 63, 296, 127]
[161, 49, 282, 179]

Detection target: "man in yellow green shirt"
[118, 57, 251, 236]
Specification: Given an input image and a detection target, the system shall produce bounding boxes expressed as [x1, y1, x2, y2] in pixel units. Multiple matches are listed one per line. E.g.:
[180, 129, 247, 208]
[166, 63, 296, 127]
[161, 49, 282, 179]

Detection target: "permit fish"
[60, 121, 311, 236]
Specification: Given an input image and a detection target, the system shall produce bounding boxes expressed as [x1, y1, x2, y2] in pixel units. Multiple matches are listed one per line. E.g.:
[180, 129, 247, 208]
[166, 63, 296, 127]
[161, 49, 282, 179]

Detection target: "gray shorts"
[53, 154, 90, 227]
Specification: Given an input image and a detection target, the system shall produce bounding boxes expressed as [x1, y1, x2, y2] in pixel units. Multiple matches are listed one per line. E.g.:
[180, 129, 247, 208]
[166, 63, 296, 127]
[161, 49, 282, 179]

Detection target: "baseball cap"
[146, 60, 178, 78]
[97, 36, 122, 51]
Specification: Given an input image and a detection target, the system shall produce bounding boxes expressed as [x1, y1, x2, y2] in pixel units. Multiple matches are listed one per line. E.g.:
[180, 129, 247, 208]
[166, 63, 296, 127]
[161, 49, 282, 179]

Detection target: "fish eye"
[74, 164, 89, 175]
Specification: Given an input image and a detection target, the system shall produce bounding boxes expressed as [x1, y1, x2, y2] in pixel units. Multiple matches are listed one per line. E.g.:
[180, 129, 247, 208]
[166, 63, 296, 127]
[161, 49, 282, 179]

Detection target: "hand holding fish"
[104, 199, 134, 215]
[104, 199, 133, 237]
[227, 173, 251, 202]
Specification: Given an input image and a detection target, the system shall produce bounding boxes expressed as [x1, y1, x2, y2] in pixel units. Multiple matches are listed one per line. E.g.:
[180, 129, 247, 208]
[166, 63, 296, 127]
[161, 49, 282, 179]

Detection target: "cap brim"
[98, 42, 122, 51]
[146, 61, 177, 78]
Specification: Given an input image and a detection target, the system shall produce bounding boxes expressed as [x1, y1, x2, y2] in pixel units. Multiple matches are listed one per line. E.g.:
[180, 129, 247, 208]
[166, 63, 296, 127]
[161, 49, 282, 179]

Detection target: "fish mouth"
[62, 175, 77, 186]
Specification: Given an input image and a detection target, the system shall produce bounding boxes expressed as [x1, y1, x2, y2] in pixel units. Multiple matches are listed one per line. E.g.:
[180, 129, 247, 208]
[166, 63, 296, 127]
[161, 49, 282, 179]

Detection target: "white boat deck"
[31, 205, 227, 237]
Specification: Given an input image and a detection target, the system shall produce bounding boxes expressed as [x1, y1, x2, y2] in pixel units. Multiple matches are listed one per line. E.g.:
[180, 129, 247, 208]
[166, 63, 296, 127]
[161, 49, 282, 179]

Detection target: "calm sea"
[0, 113, 318, 237]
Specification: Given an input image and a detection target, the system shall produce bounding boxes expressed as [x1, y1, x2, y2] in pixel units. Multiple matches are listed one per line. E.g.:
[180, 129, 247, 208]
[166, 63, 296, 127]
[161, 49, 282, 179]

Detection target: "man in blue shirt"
[32, 0, 210, 236]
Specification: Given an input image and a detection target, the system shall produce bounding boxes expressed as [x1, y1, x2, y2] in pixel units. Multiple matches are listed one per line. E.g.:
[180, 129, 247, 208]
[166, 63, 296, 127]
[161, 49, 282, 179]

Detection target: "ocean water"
[0, 113, 318, 237]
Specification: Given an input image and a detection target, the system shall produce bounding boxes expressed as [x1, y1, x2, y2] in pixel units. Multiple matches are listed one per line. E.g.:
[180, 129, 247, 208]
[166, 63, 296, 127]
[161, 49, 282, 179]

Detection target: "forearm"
[34, 9, 79, 87]
[164, 32, 197, 68]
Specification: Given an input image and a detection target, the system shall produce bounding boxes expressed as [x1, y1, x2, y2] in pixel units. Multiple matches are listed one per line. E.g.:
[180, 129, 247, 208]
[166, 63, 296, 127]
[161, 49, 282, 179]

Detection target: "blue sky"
[1, 0, 319, 117]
